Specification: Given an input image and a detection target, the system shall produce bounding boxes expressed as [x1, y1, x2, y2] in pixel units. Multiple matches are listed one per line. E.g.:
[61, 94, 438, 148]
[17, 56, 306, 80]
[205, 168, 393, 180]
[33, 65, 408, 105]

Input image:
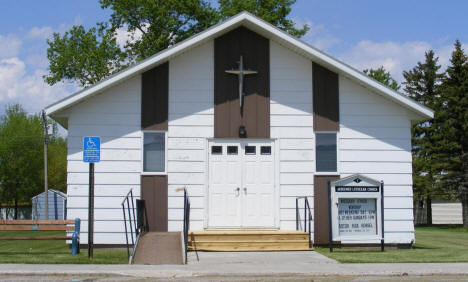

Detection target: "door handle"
[243, 187, 247, 194]
[235, 187, 240, 197]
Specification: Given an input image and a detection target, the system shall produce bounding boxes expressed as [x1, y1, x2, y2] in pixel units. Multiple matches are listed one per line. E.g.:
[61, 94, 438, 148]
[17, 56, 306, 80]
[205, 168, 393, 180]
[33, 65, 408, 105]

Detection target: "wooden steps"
[188, 230, 312, 251]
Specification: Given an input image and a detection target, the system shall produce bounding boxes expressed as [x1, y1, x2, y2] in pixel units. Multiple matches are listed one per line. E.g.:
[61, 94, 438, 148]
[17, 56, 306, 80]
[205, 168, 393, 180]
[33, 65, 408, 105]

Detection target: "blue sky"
[0, 0, 467, 114]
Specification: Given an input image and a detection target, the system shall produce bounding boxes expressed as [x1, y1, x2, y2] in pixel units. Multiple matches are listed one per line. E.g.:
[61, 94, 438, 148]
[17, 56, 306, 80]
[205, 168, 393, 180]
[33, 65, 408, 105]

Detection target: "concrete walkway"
[0, 251, 467, 280]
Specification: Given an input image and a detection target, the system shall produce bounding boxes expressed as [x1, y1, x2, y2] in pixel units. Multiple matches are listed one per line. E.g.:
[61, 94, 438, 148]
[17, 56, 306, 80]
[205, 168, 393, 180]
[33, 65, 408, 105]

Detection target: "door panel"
[208, 140, 276, 228]
[208, 142, 242, 227]
[241, 141, 275, 227]
[141, 175, 168, 231]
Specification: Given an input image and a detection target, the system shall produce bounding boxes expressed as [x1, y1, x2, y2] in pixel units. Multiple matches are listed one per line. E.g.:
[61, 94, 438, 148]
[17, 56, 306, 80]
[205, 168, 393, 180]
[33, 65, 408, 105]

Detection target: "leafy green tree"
[364, 66, 400, 91]
[437, 40, 468, 227]
[0, 105, 43, 218]
[45, 24, 127, 87]
[0, 104, 67, 219]
[100, 0, 219, 61]
[45, 0, 307, 87]
[217, 0, 308, 37]
[47, 134, 68, 192]
[402, 50, 444, 224]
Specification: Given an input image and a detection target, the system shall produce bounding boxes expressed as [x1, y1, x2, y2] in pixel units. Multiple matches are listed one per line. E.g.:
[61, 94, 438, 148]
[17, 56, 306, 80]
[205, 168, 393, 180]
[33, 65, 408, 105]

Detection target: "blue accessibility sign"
[83, 136, 101, 163]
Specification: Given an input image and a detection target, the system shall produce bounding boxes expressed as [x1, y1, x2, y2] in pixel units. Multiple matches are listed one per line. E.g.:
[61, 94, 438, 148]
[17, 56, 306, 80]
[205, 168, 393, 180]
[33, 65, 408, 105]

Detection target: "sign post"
[83, 136, 100, 259]
[380, 181, 385, 252]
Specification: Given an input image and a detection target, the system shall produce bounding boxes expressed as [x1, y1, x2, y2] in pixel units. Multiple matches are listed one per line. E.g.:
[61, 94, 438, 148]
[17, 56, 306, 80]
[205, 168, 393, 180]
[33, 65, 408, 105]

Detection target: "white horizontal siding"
[67, 185, 139, 197]
[340, 138, 410, 151]
[432, 202, 463, 224]
[280, 162, 315, 173]
[68, 148, 141, 161]
[270, 40, 314, 232]
[167, 41, 213, 231]
[168, 184, 205, 197]
[65, 75, 142, 244]
[339, 75, 415, 244]
[68, 136, 141, 150]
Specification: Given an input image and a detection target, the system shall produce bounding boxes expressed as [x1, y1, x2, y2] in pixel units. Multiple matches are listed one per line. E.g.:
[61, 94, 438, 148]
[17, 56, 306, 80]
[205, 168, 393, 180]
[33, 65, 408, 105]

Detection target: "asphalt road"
[0, 274, 467, 281]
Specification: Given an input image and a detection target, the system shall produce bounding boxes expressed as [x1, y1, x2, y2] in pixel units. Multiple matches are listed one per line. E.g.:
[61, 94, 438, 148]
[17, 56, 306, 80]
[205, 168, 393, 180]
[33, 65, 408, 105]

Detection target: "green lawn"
[0, 231, 127, 264]
[315, 226, 468, 263]
[0, 227, 466, 264]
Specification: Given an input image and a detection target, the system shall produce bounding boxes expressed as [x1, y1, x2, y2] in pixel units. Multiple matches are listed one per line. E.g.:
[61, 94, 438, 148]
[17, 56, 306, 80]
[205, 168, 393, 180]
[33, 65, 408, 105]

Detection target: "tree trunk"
[426, 196, 432, 225]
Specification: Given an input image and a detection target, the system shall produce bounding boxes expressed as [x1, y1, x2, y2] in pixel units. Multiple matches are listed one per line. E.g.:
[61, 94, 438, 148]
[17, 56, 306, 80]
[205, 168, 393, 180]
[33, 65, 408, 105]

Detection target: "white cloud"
[339, 40, 431, 82]
[114, 24, 147, 49]
[0, 34, 22, 59]
[338, 40, 468, 82]
[25, 54, 49, 69]
[0, 25, 80, 115]
[295, 18, 340, 51]
[25, 26, 54, 40]
[0, 57, 72, 113]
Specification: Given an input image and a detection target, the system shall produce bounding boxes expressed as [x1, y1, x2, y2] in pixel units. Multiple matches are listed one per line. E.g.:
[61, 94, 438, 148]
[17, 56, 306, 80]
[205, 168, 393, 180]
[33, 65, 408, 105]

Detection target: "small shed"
[32, 189, 67, 220]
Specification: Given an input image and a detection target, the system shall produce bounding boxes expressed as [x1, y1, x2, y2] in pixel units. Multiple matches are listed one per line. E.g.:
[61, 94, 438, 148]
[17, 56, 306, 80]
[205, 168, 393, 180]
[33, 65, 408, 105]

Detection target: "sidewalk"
[0, 251, 467, 280]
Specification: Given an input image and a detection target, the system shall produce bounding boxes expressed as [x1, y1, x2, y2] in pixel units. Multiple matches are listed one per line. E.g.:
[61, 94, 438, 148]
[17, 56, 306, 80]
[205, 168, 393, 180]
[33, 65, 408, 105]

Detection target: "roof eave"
[44, 11, 434, 120]
[44, 12, 250, 116]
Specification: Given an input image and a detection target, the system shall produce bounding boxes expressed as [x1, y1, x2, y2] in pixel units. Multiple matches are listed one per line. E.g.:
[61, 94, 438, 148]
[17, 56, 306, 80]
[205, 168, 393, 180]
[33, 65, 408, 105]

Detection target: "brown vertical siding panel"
[141, 175, 168, 232]
[141, 62, 168, 130]
[313, 63, 339, 131]
[214, 27, 269, 138]
[314, 175, 339, 245]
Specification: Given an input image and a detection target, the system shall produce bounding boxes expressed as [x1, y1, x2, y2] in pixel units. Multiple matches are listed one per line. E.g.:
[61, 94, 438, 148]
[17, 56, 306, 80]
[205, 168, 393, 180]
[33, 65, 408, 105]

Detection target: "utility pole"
[42, 110, 48, 220]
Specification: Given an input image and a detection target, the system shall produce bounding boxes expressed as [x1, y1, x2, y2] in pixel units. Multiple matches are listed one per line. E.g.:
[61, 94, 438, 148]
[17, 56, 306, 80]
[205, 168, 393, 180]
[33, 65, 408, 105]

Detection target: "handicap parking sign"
[83, 136, 101, 163]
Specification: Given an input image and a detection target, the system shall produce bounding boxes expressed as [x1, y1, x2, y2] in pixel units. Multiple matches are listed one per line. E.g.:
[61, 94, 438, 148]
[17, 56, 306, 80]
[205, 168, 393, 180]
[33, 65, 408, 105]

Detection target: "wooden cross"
[225, 55, 258, 108]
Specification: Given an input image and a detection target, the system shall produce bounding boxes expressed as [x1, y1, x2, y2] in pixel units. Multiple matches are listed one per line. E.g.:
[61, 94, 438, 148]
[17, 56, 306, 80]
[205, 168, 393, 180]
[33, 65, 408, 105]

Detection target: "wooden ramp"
[188, 230, 312, 252]
[133, 232, 184, 264]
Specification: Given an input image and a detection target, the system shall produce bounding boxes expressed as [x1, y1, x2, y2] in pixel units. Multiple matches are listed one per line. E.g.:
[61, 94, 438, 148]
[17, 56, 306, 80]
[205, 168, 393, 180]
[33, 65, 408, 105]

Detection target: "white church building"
[45, 12, 433, 248]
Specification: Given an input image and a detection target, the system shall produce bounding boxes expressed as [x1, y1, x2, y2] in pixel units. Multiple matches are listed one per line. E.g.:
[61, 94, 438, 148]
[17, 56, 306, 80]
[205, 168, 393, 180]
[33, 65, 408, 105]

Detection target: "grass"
[315, 226, 468, 263]
[0, 231, 127, 264]
[0, 226, 466, 264]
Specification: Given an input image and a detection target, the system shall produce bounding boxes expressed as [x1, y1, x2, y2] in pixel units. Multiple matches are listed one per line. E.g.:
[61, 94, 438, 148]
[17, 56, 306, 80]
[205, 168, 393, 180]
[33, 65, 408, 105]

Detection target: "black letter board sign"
[335, 186, 379, 192]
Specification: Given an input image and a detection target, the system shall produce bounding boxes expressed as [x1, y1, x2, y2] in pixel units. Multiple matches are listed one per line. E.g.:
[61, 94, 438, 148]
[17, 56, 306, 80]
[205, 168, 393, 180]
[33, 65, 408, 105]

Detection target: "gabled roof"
[32, 189, 67, 200]
[45, 12, 434, 119]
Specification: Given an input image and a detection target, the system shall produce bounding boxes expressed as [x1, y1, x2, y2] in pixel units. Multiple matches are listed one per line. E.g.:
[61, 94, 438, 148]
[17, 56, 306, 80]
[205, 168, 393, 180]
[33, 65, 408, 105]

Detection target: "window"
[316, 133, 337, 172]
[143, 132, 166, 172]
[211, 146, 222, 155]
[227, 146, 238, 155]
[261, 146, 271, 155]
[245, 146, 256, 155]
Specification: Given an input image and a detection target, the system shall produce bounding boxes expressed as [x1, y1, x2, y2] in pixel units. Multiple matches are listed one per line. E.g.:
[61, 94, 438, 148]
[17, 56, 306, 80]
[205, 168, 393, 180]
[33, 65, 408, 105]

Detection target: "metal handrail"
[121, 189, 141, 262]
[296, 196, 313, 248]
[176, 187, 191, 264]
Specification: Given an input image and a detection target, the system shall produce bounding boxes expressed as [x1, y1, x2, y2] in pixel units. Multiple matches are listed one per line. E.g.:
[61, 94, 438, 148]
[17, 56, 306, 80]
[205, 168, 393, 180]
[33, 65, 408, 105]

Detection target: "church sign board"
[330, 174, 384, 249]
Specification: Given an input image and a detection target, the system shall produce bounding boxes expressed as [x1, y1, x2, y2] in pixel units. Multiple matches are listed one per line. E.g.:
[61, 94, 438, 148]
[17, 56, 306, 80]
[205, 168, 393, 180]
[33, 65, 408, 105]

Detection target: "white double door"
[208, 140, 276, 228]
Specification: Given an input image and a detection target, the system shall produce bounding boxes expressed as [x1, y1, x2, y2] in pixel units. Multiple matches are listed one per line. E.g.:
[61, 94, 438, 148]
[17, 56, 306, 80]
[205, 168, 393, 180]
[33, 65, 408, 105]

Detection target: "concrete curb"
[0, 263, 467, 279]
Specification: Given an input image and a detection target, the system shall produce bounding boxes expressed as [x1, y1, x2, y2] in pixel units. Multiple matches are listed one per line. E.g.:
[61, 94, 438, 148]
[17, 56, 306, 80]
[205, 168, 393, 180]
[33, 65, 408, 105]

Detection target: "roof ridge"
[45, 11, 433, 120]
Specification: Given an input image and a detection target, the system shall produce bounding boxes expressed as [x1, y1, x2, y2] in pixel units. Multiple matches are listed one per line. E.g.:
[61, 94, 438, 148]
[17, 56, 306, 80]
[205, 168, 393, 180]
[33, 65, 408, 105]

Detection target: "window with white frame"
[143, 132, 166, 172]
[316, 132, 337, 172]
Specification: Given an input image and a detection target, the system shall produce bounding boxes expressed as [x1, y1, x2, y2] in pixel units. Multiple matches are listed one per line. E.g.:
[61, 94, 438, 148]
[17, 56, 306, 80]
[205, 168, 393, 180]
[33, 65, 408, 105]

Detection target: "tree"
[101, 0, 219, 62]
[217, 0, 308, 37]
[437, 40, 468, 227]
[364, 66, 400, 91]
[402, 50, 444, 224]
[47, 124, 68, 192]
[45, 24, 126, 87]
[0, 105, 43, 218]
[0, 104, 67, 219]
[45, 0, 307, 87]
